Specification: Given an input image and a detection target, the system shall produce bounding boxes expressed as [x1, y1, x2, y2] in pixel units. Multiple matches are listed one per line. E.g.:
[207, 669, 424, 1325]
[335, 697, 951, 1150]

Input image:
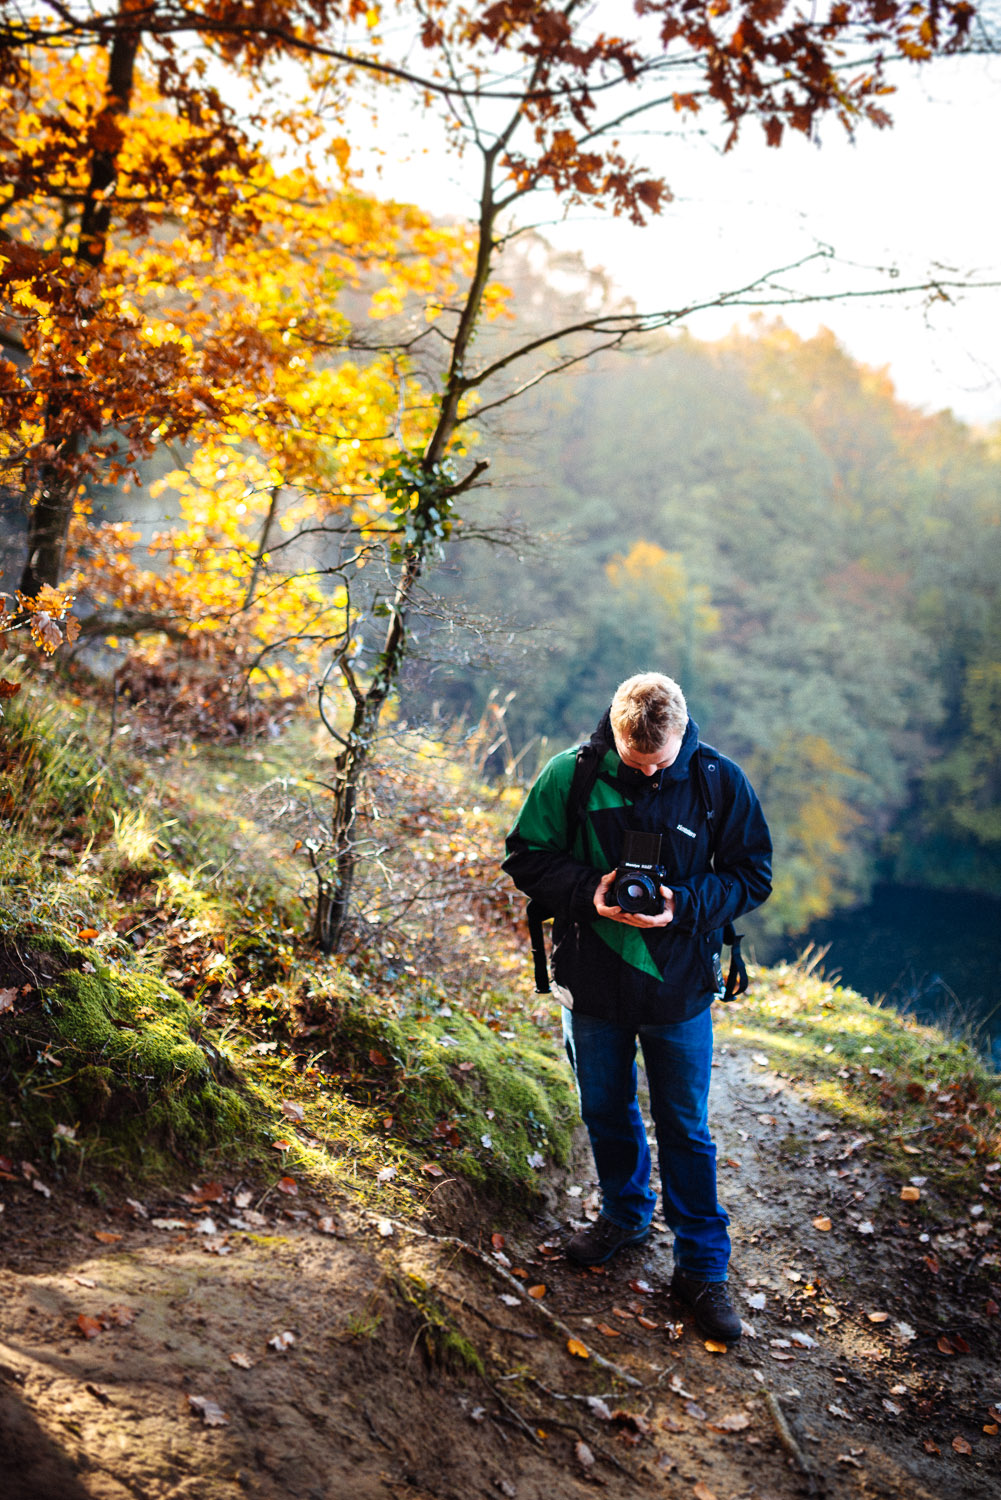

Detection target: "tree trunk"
[20, 21, 138, 595]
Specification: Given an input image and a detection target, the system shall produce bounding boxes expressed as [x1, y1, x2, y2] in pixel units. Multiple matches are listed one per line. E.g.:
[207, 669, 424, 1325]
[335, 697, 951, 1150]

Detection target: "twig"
[361, 1404, 393, 1450]
[486, 1382, 542, 1446]
[764, 1391, 819, 1492]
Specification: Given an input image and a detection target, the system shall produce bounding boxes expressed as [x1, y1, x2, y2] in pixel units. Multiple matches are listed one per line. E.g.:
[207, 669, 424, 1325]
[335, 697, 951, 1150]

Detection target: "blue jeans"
[562, 1006, 730, 1280]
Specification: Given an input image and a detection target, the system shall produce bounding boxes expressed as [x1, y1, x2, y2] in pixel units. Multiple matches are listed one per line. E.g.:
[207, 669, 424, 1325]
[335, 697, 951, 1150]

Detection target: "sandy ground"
[1, 1042, 998, 1500]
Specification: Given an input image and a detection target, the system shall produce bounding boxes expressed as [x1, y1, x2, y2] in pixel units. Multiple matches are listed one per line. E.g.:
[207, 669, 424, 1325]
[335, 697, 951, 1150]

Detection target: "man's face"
[614, 729, 684, 777]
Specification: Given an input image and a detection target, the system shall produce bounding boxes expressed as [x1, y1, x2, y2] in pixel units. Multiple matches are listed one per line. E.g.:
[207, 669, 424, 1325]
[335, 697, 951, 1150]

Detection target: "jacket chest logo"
[676, 824, 697, 838]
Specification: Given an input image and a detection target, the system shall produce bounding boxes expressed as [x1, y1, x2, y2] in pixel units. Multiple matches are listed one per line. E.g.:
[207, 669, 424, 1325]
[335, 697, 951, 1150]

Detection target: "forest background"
[1, 0, 999, 999]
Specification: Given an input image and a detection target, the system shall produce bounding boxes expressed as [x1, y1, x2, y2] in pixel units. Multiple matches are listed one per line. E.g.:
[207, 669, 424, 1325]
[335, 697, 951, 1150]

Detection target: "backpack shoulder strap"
[527, 740, 604, 995]
[565, 740, 603, 850]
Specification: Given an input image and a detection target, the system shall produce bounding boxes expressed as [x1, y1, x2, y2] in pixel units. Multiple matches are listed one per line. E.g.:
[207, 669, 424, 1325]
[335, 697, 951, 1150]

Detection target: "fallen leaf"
[270, 1139, 292, 1151]
[856, 1220, 875, 1236]
[268, 1330, 295, 1352]
[812, 1217, 832, 1232]
[586, 1396, 613, 1420]
[377, 1219, 394, 1237]
[894, 1321, 917, 1341]
[612, 1305, 634, 1319]
[189, 1394, 228, 1426]
[276, 1176, 298, 1196]
[828, 1404, 852, 1420]
[713, 1412, 751, 1431]
[575, 1440, 595, 1469]
[566, 1337, 589, 1359]
[77, 928, 99, 941]
[985, 1299, 999, 1317]
[684, 1401, 708, 1420]
[368, 1048, 390, 1067]
[937, 1335, 956, 1355]
[229, 1352, 255, 1368]
[693, 1482, 719, 1500]
[628, 1279, 654, 1295]
[611, 1410, 650, 1435]
[32, 1178, 52, 1198]
[923, 1254, 940, 1274]
[837, 1454, 863, 1468]
[923, 1439, 941, 1455]
[316, 1216, 339, 1235]
[704, 1340, 729, 1354]
[421, 1162, 445, 1177]
[952, 1436, 972, 1455]
[188, 1181, 226, 1204]
[499, 1294, 521, 1307]
[527, 1284, 546, 1299]
[867, 1311, 890, 1323]
[376, 1165, 396, 1183]
[637, 1315, 659, 1330]
[596, 1322, 621, 1337]
[76, 1314, 103, 1339]
[104, 1305, 135, 1326]
[746, 1291, 767, 1310]
[757, 1114, 777, 1125]
[281, 1100, 305, 1122]
[883, 1399, 903, 1415]
[457, 1060, 475, 1072]
[0, 987, 17, 1013]
[900, 1185, 921, 1202]
[93, 1231, 122, 1245]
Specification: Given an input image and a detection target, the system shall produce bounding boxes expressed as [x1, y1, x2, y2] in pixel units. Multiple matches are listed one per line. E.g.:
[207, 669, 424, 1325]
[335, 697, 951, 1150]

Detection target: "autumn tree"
[1, 0, 991, 950]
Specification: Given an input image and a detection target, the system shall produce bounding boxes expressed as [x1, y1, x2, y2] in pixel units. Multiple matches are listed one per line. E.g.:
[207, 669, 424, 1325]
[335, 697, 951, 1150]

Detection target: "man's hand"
[593, 869, 675, 928]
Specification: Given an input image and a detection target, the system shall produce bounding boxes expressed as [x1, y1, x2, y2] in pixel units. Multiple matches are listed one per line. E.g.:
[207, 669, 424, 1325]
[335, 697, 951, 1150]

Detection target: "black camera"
[609, 830, 670, 916]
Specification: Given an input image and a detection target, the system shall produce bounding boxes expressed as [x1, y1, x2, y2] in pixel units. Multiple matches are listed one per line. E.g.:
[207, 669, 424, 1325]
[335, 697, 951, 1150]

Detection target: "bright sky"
[351, 50, 1001, 426]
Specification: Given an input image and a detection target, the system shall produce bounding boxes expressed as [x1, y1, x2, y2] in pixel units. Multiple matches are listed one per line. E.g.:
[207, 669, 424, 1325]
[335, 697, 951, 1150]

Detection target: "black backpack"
[525, 740, 748, 999]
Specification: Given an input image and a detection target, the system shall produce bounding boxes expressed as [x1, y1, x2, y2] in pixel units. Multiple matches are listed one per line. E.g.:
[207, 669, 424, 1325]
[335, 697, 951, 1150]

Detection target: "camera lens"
[614, 871, 661, 914]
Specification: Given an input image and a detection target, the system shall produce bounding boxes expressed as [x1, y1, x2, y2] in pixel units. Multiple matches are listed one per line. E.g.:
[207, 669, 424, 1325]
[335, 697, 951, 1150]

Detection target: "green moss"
[0, 926, 264, 1179]
[318, 995, 577, 1202]
[394, 1272, 484, 1376]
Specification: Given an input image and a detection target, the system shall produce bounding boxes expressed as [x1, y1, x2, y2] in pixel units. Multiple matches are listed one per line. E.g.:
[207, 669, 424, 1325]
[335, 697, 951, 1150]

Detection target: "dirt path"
[2, 1040, 998, 1500]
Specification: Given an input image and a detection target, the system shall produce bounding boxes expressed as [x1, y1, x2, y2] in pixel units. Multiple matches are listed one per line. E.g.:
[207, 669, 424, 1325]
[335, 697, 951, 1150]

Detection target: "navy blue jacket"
[503, 714, 772, 1026]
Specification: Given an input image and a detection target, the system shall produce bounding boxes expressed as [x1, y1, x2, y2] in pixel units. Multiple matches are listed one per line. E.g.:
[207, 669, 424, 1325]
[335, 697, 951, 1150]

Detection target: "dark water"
[779, 884, 1001, 1071]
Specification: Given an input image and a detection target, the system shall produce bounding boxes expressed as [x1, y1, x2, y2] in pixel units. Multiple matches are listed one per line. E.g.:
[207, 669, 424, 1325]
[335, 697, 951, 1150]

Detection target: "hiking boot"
[670, 1269, 742, 1343]
[565, 1216, 650, 1266]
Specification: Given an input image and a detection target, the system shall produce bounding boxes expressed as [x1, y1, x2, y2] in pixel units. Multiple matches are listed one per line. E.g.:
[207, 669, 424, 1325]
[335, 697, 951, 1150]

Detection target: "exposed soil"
[2, 1042, 998, 1500]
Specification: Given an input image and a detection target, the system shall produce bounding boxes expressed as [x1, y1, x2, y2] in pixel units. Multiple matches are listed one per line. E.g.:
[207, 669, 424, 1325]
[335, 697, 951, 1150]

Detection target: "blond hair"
[609, 672, 688, 754]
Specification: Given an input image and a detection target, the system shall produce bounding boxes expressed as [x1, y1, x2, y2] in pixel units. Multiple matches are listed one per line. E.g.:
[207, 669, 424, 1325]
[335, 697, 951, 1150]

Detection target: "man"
[502, 672, 772, 1343]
